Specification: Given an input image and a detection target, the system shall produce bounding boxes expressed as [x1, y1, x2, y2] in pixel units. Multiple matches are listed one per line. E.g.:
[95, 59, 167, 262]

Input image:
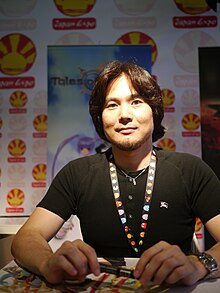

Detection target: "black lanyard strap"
[109, 149, 157, 255]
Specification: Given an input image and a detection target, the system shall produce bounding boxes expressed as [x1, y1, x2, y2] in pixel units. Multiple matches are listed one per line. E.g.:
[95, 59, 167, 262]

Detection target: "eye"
[106, 102, 118, 109]
[132, 99, 143, 105]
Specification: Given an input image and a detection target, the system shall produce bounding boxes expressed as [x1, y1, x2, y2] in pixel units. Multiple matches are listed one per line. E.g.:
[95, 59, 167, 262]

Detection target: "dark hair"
[89, 60, 165, 142]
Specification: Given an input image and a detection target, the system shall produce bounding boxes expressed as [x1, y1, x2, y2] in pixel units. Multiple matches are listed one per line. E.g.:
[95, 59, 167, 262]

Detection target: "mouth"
[116, 127, 137, 135]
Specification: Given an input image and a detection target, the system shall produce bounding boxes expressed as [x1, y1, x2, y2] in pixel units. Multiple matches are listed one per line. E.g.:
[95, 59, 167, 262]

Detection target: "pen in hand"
[99, 263, 135, 279]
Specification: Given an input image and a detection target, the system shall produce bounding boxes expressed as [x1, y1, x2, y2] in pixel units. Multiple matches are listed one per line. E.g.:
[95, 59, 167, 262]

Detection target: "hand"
[40, 239, 100, 284]
[134, 241, 207, 287]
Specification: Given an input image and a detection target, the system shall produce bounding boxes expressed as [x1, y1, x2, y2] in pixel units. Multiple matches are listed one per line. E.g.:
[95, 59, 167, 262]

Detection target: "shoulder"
[58, 149, 109, 176]
[155, 147, 215, 175]
[156, 148, 201, 161]
[156, 148, 201, 163]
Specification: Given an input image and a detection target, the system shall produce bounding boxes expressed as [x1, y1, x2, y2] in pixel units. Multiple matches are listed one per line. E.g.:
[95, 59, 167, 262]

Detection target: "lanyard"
[109, 149, 157, 255]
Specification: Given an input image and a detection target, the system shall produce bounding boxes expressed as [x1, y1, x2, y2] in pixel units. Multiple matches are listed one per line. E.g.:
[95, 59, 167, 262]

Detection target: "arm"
[134, 214, 220, 287]
[11, 207, 100, 284]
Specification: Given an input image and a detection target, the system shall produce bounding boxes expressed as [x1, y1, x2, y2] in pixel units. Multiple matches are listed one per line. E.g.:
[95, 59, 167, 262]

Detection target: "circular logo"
[7, 188, 25, 207]
[9, 116, 27, 132]
[182, 139, 201, 155]
[8, 139, 26, 157]
[0, 0, 37, 17]
[157, 138, 176, 151]
[32, 139, 47, 157]
[115, 31, 158, 65]
[53, 0, 96, 16]
[114, 0, 156, 15]
[0, 33, 36, 75]
[56, 32, 94, 45]
[161, 89, 175, 106]
[33, 90, 47, 108]
[195, 217, 203, 232]
[182, 113, 200, 130]
[7, 164, 26, 181]
[181, 89, 199, 107]
[33, 114, 48, 132]
[32, 163, 46, 181]
[174, 0, 210, 15]
[10, 91, 28, 108]
[173, 31, 217, 73]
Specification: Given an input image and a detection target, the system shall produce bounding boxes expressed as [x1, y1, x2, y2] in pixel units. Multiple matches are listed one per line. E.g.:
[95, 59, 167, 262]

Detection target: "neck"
[112, 144, 153, 172]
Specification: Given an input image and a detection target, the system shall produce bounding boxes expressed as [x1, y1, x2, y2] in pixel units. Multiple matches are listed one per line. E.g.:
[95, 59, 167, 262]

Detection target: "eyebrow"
[105, 93, 142, 102]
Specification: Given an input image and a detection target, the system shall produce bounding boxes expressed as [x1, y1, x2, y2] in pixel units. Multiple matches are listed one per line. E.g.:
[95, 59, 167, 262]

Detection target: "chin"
[112, 140, 142, 151]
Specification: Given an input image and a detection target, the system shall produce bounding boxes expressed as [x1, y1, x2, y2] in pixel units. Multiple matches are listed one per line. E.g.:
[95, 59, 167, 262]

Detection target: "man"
[11, 60, 220, 287]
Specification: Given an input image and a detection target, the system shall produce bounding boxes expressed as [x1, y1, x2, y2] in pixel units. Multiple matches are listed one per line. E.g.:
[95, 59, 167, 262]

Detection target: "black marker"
[99, 263, 135, 279]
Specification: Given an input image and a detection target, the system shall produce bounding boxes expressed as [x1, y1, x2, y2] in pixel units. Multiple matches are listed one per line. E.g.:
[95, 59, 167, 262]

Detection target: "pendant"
[128, 177, 136, 185]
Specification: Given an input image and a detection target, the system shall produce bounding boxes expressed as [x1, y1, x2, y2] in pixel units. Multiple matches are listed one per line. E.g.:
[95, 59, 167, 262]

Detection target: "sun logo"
[8, 139, 26, 157]
[32, 163, 46, 181]
[115, 31, 158, 65]
[174, 0, 210, 15]
[54, 0, 96, 16]
[0, 33, 36, 75]
[7, 188, 25, 207]
[182, 113, 200, 130]
[157, 138, 176, 151]
[33, 114, 47, 132]
[9, 91, 27, 108]
[195, 217, 203, 232]
[161, 89, 175, 106]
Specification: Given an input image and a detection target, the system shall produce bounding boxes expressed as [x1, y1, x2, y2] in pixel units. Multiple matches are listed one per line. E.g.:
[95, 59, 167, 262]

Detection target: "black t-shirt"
[37, 148, 220, 257]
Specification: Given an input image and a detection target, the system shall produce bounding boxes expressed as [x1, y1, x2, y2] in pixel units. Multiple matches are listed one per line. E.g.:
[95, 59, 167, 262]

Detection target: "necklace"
[119, 167, 147, 185]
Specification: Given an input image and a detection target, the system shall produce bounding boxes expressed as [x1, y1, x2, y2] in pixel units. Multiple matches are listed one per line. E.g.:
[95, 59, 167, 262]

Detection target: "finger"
[152, 253, 184, 285]
[134, 241, 170, 279]
[73, 240, 100, 276]
[45, 254, 78, 284]
[60, 241, 91, 279]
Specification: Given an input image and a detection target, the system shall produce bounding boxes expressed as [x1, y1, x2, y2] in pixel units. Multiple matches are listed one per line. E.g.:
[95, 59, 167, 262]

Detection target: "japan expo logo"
[8, 139, 26, 157]
[10, 91, 28, 108]
[32, 163, 46, 181]
[182, 113, 200, 130]
[157, 138, 176, 151]
[161, 89, 175, 106]
[115, 32, 158, 66]
[195, 217, 203, 232]
[0, 33, 36, 76]
[33, 114, 48, 132]
[54, 0, 96, 16]
[7, 188, 25, 207]
[174, 0, 210, 15]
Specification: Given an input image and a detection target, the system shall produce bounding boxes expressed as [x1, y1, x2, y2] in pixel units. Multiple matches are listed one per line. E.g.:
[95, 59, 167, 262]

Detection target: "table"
[0, 259, 219, 292]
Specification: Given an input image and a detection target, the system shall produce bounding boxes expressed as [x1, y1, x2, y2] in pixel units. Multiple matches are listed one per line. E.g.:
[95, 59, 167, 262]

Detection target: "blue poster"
[47, 45, 152, 184]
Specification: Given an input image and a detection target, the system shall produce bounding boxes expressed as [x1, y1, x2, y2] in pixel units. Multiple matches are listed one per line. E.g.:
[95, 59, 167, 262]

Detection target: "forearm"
[205, 242, 220, 278]
[11, 228, 53, 276]
[188, 242, 220, 281]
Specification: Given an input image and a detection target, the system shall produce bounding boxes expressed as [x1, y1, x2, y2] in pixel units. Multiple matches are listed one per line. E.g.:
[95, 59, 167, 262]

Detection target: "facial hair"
[108, 135, 151, 151]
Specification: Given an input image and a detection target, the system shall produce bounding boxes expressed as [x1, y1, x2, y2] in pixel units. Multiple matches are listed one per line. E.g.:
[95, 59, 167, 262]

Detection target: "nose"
[119, 104, 132, 123]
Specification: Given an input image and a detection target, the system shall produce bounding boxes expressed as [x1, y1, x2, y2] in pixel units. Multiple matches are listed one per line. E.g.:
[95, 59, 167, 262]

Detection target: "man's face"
[102, 74, 154, 151]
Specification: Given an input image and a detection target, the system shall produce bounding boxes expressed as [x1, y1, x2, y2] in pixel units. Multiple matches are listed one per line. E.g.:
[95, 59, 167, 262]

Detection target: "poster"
[47, 45, 152, 183]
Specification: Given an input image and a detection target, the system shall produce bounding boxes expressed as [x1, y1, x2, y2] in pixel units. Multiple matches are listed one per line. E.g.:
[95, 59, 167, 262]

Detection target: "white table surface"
[0, 258, 219, 292]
